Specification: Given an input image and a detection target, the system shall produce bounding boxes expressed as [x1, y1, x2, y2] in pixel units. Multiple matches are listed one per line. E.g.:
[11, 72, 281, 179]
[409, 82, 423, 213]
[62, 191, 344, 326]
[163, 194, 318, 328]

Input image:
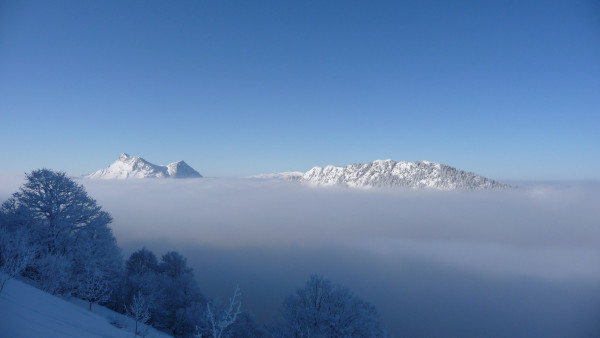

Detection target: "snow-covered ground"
[0, 277, 171, 337]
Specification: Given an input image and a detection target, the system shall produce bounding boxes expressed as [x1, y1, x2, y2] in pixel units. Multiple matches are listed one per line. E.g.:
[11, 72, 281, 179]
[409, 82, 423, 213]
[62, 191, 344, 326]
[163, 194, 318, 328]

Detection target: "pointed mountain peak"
[86, 154, 202, 179]
[166, 160, 202, 178]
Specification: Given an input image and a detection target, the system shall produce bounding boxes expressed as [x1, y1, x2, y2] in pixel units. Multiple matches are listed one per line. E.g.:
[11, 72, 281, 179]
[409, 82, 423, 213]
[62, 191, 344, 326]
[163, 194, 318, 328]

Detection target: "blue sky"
[1, 0, 598, 179]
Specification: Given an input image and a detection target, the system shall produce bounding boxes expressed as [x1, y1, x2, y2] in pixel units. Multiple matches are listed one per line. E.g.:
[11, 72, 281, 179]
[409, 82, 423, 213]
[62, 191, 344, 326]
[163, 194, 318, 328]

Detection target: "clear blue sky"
[1, 0, 598, 179]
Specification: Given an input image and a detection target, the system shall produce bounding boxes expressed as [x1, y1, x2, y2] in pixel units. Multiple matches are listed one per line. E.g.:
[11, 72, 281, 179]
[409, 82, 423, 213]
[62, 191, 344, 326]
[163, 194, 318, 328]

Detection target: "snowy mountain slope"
[86, 153, 202, 179]
[166, 160, 201, 178]
[0, 277, 170, 337]
[269, 159, 509, 190]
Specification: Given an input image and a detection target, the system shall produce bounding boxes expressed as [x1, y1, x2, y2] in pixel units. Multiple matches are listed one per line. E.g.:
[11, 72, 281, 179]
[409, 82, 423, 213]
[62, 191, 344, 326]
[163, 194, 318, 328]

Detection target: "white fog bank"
[78, 178, 600, 280]
[2, 177, 599, 336]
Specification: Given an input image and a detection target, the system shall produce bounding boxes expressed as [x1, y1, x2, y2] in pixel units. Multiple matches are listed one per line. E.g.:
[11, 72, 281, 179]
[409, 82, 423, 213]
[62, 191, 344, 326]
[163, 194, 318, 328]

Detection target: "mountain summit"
[265, 159, 509, 190]
[86, 154, 202, 179]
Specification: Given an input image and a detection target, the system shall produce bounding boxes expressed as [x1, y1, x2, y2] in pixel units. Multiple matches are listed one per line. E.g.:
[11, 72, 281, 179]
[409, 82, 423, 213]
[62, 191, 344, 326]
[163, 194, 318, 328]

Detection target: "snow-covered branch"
[198, 285, 242, 338]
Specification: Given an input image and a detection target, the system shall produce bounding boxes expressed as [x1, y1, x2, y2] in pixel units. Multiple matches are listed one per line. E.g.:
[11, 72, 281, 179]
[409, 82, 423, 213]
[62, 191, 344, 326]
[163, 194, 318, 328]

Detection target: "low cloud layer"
[80, 179, 600, 278]
[2, 177, 599, 335]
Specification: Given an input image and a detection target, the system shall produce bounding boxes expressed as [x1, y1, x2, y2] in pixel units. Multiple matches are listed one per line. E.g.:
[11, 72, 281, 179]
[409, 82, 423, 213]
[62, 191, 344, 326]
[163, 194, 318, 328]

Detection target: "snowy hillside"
[0, 277, 170, 337]
[86, 153, 202, 179]
[268, 159, 509, 190]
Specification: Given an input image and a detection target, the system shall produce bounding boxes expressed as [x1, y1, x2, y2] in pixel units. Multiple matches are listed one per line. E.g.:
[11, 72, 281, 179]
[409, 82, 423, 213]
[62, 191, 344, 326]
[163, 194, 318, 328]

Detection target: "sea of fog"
[2, 176, 599, 336]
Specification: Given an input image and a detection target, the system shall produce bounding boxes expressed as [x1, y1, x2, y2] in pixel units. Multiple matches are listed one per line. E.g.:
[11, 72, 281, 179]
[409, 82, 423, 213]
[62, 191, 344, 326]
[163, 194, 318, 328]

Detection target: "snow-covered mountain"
[268, 160, 509, 190]
[86, 154, 202, 179]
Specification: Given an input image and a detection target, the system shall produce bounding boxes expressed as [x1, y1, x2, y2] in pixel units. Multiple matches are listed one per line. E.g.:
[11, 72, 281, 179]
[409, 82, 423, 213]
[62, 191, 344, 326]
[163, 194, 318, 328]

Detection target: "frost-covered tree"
[72, 217, 122, 288]
[0, 169, 122, 296]
[125, 248, 160, 298]
[4, 169, 111, 256]
[79, 266, 112, 311]
[126, 291, 151, 336]
[159, 251, 193, 280]
[124, 249, 204, 336]
[127, 247, 159, 276]
[275, 275, 383, 337]
[124, 248, 163, 329]
[196, 285, 242, 338]
[0, 197, 34, 233]
[123, 248, 157, 322]
[224, 311, 266, 338]
[37, 253, 73, 295]
[0, 226, 36, 293]
[155, 251, 204, 336]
